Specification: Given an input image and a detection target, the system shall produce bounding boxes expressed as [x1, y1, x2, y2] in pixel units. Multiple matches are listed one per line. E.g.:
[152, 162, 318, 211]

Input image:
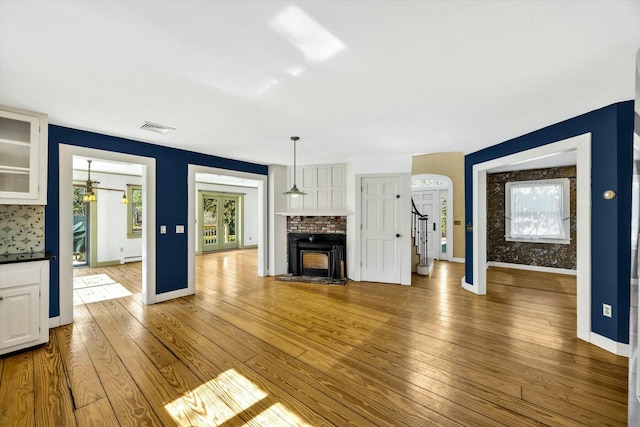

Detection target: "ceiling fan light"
[83, 191, 96, 202]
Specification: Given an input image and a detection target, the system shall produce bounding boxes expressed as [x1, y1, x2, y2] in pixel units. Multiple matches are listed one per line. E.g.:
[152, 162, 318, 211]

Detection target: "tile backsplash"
[0, 205, 45, 254]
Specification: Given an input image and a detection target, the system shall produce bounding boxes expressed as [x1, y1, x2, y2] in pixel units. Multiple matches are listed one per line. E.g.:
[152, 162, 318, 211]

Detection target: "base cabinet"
[0, 260, 49, 355]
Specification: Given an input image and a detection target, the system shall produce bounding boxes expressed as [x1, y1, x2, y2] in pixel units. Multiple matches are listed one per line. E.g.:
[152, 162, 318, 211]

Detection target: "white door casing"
[58, 145, 156, 326]
[467, 133, 591, 347]
[361, 176, 403, 283]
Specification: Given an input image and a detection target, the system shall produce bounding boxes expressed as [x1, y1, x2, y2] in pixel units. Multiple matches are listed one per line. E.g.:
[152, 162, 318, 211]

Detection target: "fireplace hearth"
[287, 233, 346, 280]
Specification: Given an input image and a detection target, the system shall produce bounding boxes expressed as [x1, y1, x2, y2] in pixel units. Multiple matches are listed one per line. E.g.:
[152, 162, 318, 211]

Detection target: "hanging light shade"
[121, 192, 129, 204]
[283, 136, 307, 197]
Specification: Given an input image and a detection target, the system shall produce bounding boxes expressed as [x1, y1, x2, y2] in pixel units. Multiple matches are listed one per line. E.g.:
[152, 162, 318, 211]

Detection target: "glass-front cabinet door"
[0, 107, 48, 204]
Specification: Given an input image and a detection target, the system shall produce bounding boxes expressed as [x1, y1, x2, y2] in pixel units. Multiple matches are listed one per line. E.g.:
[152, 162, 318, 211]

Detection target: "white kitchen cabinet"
[0, 105, 48, 204]
[0, 260, 50, 355]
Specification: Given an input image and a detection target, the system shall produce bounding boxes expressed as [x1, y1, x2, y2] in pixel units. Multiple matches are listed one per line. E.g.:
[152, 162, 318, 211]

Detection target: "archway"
[411, 173, 453, 262]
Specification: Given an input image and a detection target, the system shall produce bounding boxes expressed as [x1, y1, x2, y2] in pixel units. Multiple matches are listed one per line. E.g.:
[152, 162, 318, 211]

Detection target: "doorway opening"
[469, 133, 590, 343]
[58, 145, 156, 326]
[187, 165, 268, 296]
[411, 174, 453, 262]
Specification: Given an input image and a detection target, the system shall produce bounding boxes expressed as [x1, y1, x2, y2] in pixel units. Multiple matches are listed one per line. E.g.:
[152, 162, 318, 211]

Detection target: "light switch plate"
[176, 225, 185, 234]
[160, 225, 167, 234]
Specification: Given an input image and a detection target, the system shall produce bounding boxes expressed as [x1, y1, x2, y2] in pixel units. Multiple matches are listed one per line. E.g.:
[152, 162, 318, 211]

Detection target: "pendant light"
[121, 192, 129, 204]
[283, 136, 307, 197]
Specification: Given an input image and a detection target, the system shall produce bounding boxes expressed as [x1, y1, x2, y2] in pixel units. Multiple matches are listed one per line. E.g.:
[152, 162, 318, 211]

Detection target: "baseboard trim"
[461, 276, 474, 292]
[49, 316, 61, 328]
[589, 332, 630, 357]
[94, 260, 121, 267]
[488, 261, 576, 276]
[155, 287, 193, 303]
[451, 257, 465, 263]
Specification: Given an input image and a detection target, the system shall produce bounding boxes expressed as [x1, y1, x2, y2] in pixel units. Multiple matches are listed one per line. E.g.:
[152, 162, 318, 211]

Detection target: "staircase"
[412, 197, 433, 275]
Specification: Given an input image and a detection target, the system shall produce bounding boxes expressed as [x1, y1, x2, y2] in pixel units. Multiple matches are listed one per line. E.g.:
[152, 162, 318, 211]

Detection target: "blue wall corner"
[45, 125, 268, 318]
[464, 100, 634, 344]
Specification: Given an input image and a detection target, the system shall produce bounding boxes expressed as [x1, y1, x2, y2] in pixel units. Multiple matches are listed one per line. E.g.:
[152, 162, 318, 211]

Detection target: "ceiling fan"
[74, 159, 128, 204]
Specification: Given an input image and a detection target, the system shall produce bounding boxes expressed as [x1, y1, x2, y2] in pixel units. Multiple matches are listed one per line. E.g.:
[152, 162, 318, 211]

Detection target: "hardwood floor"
[0, 249, 628, 426]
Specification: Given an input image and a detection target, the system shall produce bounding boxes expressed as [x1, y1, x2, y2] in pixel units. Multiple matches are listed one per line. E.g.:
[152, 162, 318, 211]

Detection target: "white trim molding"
[590, 332, 630, 357]
[471, 133, 593, 347]
[59, 145, 156, 326]
[155, 288, 193, 303]
[49, 316, 61, 329]
[461, 276, 475, 292]
[188, 164, 268, 296]
[488, 261, 576, 276]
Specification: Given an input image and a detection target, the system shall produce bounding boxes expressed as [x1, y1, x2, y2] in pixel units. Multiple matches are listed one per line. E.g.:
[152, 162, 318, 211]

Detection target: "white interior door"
[413, 190, 439, 260]
[361, 176, 403, 283]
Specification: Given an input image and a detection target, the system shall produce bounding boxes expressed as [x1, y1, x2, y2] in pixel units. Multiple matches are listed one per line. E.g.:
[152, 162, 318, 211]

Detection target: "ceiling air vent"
[140, 121, 175, 135]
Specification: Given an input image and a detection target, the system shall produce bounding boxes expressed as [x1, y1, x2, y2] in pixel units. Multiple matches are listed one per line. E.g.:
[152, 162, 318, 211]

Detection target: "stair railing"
[411, 198, 429, 267]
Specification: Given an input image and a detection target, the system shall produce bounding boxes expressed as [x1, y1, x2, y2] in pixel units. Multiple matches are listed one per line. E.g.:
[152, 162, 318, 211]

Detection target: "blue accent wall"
[465, 101, 634, 344]
[45, 125, 268, 318]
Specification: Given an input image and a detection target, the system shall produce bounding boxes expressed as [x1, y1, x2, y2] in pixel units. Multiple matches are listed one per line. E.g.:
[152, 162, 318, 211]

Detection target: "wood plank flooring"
[0, 249, 628, 426]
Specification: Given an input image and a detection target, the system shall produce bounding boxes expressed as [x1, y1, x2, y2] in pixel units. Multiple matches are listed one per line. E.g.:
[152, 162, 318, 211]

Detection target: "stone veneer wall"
[286, 216, 347, 234]
[0, 205, 45, 254]
[486, 166, 577, 270]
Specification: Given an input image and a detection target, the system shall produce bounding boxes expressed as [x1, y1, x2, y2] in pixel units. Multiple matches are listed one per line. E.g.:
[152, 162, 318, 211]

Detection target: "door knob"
[396, 233, 401, 238]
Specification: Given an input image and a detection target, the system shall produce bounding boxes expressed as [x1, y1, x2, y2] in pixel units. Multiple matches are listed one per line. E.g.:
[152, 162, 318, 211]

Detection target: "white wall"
[194, 182, 259, 249]
[73, 169, 142, 263]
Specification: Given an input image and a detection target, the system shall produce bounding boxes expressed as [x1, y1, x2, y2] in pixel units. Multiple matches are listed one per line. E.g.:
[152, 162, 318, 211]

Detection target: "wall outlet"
[160, 225, 167, 234]
[602, 303, 612, 318]
[120, 247, 124, 252]
[176, 225, 185, 234]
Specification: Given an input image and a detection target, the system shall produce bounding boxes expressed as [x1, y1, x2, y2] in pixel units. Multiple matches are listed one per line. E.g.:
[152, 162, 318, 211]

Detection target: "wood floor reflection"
[0, 249, 628, 426]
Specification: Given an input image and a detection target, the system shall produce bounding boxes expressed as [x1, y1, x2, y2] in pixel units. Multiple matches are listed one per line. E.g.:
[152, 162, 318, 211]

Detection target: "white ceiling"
[1, 1, 638, 167]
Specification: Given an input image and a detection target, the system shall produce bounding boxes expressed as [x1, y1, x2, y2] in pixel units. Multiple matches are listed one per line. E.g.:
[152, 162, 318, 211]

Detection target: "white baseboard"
[461, 276, 475, 292]
[488, 261, 576, 276]
[451, 257, 465, 263]
[155, 287, 193, 303]
[589, 332, 630, 357]
[49, 316, 61, 328]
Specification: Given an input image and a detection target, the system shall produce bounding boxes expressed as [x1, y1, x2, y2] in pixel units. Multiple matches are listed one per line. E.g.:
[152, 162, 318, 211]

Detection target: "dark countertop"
[0, 251, 56, 265]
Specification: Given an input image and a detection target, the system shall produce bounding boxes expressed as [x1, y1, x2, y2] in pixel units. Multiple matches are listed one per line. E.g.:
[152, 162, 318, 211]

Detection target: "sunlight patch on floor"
[73, 274, 132, 305]
[165, 368, 311, 426]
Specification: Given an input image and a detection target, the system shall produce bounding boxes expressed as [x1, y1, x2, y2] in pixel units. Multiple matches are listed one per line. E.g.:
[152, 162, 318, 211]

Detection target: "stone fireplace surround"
[286, 216, 347, 279]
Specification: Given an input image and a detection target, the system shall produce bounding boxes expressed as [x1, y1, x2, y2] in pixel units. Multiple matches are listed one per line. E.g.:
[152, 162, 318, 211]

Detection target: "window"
[127, 184, 142, 238]
[505, 178, 570, 244]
